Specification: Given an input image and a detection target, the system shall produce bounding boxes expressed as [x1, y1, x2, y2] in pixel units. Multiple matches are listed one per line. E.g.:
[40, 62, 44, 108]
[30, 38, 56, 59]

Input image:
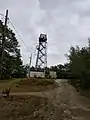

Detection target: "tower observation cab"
[39, 34, 47, 42]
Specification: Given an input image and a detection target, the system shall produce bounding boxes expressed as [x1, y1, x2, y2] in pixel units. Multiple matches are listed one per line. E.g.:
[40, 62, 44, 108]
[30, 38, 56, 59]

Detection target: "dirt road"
[7, 79, 90, 119]
[49, 79, 90, 120]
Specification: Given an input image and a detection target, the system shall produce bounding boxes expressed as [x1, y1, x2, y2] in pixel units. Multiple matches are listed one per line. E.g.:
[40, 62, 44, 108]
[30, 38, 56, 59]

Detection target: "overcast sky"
[0, 0, 90, 66]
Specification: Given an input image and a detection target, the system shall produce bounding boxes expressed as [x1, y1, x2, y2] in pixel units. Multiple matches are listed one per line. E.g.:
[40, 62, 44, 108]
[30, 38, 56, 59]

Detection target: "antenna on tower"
[35, 34, 47, 76]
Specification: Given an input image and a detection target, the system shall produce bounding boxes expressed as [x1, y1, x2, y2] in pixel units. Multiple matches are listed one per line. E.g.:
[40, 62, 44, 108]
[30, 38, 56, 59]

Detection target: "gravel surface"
[1, 79, 90, 120]
[49, 79, 90, 120]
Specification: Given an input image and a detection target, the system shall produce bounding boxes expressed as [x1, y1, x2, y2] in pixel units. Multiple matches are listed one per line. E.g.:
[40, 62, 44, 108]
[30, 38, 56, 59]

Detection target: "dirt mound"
[22, 78, 56, 86]
[10, 78, 57, 92]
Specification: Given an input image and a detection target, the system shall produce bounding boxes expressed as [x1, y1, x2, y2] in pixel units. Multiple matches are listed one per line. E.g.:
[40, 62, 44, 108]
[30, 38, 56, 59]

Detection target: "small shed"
[27, 71, 57, 79]
[29, 71, 45, 78]
[50, 71, 57, 78]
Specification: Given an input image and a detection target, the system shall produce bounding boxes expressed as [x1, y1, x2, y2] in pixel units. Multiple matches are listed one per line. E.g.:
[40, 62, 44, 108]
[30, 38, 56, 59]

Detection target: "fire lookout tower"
[35, 34, 47, 72]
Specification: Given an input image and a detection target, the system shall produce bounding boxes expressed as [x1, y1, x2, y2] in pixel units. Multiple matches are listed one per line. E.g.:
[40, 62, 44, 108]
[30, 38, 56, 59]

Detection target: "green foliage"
[0, 20, 26, 79]
[67, 40, 90, 89]
[50, 63, 71, 79]
[50, 39, 90, 89]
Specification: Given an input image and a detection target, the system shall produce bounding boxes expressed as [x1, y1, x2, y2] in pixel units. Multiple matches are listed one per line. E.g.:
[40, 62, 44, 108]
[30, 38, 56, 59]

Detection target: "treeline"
[67, 41, 90, 89]
[49, 40, 90, 89]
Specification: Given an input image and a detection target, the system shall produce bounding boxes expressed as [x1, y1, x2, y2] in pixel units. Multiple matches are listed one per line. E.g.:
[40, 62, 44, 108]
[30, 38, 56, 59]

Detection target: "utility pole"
[0, 10, 8, 80]
[28, 53, 32, 78]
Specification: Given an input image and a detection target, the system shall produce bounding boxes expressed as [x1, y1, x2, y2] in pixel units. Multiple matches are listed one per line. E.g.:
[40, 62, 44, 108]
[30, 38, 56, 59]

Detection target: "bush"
[69, 71, 90, 89]
[79, 71, 90, 89]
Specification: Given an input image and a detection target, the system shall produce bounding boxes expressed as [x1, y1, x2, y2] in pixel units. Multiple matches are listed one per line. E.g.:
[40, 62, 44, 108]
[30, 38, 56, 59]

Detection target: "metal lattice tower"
[35, 34, 47, 71]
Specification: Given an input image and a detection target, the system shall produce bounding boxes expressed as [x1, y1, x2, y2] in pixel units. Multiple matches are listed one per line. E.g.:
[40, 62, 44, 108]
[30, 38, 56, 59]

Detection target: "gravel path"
[4, 79, 90, 120]
[50, 79, 90, 120]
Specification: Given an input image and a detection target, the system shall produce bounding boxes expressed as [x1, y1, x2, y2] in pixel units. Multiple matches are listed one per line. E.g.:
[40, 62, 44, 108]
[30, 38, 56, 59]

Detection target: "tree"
[0, 20, 24, 79]
[67, 40, 90, 88]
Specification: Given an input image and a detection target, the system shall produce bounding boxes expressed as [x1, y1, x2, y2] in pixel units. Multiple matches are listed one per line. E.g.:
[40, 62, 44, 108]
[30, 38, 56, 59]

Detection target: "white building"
[28, 71, 57, 79]
[50, 71, 57, 78]
[29, 71, 45, 78]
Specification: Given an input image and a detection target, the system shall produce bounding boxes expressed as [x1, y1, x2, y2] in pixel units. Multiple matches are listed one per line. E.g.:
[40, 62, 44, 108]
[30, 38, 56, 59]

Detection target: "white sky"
[0, 0, 90, 66]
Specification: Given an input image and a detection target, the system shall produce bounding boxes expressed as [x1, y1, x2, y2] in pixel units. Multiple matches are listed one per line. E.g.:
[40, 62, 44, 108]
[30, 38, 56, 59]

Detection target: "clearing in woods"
[0, 79, 90, 120]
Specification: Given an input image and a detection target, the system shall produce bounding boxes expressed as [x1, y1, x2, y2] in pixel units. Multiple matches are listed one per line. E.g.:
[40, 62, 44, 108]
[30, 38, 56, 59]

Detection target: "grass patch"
[0, 79, 14, 83]
[0, 78, 57, 92]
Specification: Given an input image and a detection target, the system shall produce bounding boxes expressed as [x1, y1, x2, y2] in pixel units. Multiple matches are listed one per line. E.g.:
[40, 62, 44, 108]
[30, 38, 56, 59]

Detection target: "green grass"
[0, 78, 26, 91]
